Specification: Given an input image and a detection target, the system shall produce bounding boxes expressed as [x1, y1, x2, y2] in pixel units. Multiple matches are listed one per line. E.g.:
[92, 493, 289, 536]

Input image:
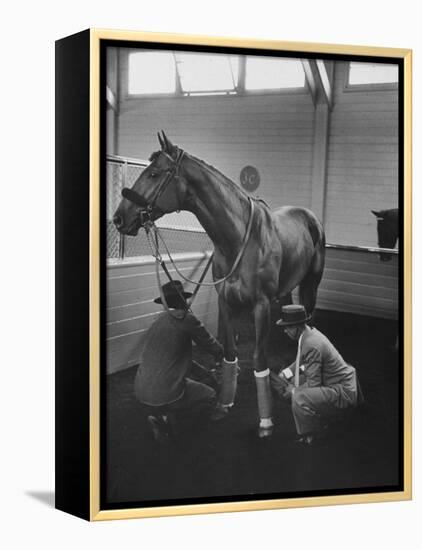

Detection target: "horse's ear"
[161, 131, 176, 156]
[371, 210, 383, 218]
[157, 131, 165, 150]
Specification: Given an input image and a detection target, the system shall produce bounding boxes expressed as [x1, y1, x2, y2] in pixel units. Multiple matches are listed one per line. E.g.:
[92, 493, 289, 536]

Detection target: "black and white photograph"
[103, 40, 404, 511]
[4, 0, 422, 542]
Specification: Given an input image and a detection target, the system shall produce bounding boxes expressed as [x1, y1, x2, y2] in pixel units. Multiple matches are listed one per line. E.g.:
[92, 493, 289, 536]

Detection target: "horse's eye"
[150, 172, 158, 179]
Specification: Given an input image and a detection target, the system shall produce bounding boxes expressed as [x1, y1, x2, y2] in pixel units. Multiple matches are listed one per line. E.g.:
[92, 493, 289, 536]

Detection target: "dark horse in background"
[371, 208, 399, 261]
[114, 132, 326, 437]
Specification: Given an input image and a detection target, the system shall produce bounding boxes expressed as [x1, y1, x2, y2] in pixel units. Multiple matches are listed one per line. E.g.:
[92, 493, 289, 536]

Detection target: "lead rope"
[187, 253, 214, 307]
[145, 224, 213, 320]
[145, 225, 190, 320]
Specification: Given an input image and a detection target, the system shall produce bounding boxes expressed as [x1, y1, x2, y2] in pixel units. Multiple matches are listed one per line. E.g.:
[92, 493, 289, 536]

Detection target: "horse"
[371, 208, 399, 261]
[113, 131, 326, 437]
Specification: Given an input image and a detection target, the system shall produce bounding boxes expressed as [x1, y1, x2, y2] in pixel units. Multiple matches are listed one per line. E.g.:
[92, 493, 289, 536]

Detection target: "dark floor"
[104, 309, 401, 507]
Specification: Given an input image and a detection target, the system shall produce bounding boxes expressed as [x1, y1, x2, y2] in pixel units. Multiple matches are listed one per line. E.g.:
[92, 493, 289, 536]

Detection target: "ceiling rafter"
[301, 59, 333, 109]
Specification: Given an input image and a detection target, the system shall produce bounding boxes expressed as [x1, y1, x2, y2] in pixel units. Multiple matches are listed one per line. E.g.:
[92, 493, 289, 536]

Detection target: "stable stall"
[106, 49, 399, 374]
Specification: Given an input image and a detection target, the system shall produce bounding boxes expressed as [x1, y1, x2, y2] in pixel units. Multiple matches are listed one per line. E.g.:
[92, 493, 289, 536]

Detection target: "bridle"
[121, 148, 185, 226]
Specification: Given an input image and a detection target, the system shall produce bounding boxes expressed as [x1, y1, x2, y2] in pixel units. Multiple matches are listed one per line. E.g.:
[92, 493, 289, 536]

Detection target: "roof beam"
[301, 59, 333, 109]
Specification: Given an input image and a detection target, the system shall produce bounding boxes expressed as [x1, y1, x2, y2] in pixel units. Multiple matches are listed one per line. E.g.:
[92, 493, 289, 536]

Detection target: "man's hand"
[283, 383, 295, 400]
[210, 359, 240, 386]
[210, 360, 223, 385]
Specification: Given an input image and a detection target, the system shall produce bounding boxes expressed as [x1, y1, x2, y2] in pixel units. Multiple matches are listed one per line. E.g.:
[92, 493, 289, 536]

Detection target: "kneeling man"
[134, 280, 225, 443]
[271, 305, 363, 445]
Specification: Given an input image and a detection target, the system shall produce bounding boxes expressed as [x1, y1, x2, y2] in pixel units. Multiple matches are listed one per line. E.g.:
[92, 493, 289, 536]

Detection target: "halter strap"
[146, 149, 185, 212]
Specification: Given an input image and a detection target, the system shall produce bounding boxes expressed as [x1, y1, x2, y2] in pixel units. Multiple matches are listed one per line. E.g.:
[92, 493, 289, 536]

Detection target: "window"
[175, 53, 239, 94]
[348, 62, 398, 86]
[245, 56, 305, 91]
[128, 51, 176, 95]
[127, 50, 306, 96]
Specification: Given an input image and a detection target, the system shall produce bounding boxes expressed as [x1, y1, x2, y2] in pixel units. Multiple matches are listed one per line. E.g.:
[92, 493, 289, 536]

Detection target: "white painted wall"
[117, 48, 315, 211]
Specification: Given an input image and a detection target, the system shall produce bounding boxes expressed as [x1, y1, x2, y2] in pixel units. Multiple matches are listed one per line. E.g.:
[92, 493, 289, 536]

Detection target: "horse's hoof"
[258, 425, 273, 438]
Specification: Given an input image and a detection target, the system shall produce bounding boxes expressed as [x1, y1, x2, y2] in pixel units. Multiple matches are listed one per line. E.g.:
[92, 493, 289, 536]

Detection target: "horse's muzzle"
[113, 214, 124, 230]
[118, 187, 154, 230]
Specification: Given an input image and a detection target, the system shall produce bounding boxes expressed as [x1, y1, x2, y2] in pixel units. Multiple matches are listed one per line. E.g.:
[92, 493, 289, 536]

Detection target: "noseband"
[121, 149, 185, 226]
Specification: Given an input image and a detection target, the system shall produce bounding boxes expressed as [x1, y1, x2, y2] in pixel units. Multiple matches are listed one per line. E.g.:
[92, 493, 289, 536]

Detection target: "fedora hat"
[154, 280, 192, 305]
[276, 304, 311, 327]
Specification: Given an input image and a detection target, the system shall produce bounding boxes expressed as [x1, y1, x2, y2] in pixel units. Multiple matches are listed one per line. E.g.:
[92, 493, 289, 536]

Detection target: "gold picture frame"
[55, 28, 412, 521]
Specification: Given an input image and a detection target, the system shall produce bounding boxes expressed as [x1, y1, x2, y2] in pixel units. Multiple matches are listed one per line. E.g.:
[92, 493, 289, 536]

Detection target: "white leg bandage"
[254, 369, 273, 425]
[218, 357, 239, 407]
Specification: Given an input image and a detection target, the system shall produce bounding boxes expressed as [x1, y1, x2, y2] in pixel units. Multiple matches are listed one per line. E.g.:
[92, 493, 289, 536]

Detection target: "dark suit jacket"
[134, 311, 223, 406]
[300, 327, 357, 394]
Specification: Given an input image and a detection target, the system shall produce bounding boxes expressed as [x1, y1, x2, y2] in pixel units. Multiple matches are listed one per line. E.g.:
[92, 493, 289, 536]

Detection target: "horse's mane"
[188, 154, 273, 211]
[150, 147, 272, 212]
[151, 148, 247, 197]
[149, 150, 161, 162]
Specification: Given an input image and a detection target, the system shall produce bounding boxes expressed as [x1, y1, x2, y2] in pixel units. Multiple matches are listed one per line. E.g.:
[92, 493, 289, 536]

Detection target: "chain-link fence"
[106, 155, 213, 259]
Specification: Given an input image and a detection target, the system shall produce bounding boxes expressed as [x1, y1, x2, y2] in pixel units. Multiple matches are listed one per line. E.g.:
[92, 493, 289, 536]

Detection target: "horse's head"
[113, 132, 188, 236]
[371, 209, 399, 261]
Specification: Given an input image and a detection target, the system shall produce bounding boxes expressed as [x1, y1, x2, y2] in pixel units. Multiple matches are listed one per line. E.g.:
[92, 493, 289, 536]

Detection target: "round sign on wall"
[240, 165, 260, 193]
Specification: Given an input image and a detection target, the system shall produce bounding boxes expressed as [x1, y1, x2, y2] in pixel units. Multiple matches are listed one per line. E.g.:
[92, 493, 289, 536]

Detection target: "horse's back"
[271, 205, 325, 247]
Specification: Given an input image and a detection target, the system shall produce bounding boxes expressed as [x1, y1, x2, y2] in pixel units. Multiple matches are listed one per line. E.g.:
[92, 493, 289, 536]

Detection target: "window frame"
[344, 61, 399, 92]
[243, 56, 307, 94]
[123, 48, 309, 100]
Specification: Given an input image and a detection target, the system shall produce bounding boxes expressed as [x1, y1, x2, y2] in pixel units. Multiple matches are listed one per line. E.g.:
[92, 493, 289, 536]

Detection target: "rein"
[145, 195, 254, 289]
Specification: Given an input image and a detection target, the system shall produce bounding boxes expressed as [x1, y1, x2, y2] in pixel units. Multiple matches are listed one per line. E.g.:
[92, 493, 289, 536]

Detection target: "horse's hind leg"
[299, 249, 325, 317]
[279, 292, 293, 307]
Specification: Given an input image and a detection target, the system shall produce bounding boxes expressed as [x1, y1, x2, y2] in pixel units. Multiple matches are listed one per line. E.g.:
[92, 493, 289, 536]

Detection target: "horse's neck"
[182, 157, 249, 256]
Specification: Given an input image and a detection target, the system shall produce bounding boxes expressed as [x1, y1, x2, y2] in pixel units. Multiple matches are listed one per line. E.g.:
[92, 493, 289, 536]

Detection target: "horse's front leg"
[218, 294, 237, 361]
[217, 294, 239, 410]
[253, 296, 273, 438]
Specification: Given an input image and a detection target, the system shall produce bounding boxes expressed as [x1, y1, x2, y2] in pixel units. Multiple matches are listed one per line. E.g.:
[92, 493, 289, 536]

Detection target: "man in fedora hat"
[271, 304, 363, 445]
[134, 280, 225, 443]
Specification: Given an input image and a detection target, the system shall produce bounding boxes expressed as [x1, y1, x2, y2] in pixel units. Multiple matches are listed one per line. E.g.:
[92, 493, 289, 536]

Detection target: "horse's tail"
[308, 212, 325, 274]
[298, 210, 326, 315]
[307, 214, 325, 249]
[299, 207, 325, 254]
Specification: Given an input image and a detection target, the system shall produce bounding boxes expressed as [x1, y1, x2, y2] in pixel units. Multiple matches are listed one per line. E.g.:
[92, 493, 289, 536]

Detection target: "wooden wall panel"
[316, 247, 399, 319]
[325, 62, 399, 247]
[107, 247, 398, 373]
